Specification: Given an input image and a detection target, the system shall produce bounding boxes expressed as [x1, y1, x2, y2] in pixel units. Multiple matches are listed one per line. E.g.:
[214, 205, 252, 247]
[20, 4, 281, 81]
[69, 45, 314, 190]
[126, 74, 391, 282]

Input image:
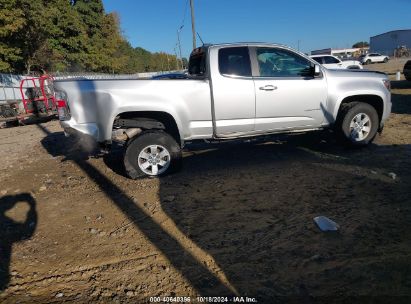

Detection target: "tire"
[383, 58, 388, 63]
[124, 130, 182, 179]
[405, 61, 411, 81]
[366, 59, 372, 65]
[336, 102, 379, 146]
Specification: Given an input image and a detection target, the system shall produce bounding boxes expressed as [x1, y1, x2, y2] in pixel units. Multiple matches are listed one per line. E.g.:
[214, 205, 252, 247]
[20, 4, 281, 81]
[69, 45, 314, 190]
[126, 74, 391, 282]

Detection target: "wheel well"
[338, 95, 384, 122]
[115, 111, 180, 143]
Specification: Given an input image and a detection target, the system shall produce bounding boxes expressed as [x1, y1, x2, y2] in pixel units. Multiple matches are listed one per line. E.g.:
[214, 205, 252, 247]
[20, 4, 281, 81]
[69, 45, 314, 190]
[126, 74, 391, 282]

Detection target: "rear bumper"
[60, 119, 99, 141]
[382, 92, 392, 124]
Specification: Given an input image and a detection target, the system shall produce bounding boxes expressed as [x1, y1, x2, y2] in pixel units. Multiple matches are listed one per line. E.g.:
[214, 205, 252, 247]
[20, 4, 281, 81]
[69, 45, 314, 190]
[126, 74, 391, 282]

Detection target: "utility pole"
[190, 0, 196, 49]
[176, 44, 183, 70]
[174, 48, 180, 70]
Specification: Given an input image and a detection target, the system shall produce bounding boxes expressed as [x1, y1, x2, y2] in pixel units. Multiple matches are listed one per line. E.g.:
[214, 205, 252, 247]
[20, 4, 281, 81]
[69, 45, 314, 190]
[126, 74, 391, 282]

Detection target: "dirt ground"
[1, 67, 411, 303]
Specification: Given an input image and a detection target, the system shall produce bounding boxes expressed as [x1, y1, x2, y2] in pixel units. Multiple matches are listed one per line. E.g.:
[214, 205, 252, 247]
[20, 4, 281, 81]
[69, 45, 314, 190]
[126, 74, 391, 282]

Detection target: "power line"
[174, 0, 195, 65]
[180, 0, 189, 28]
[174, 0, 189, 68]
[177, 28, 184, 68]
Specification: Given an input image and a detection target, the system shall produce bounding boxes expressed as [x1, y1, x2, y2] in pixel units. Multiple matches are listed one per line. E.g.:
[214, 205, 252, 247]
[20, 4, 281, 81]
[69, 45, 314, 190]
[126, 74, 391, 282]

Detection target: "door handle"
[259, 85, 277, 91]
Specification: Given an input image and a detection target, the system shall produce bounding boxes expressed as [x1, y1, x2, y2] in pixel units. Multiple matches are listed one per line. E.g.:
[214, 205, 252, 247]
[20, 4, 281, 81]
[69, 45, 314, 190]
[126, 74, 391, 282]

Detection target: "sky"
[102, 0, 411, 57]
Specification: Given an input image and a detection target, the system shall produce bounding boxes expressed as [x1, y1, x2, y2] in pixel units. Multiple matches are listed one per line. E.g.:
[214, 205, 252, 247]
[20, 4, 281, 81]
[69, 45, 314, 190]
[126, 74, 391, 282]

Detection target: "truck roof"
[192, 42, 307, 57]
[202, 42, 291, 48]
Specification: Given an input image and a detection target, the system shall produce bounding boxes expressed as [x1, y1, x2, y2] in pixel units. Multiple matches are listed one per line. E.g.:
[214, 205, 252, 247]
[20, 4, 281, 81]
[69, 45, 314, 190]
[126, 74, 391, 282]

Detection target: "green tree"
[100, 12, 129, 73]
[2, 0, 86, 73]
[33, 0, 87, 72]
[182, 57, 188, 69]
[0, 0, 25, 71]
[14, 0, 50, 73]
[0, 0, 178, 74]
[352, 41, 369, 48]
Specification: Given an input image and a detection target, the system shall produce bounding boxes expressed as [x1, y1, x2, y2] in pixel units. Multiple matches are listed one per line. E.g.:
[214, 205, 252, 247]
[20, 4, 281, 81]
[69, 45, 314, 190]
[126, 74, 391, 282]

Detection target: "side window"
[312, 57, 323, 64]
[256, 47, 313, 77]
[218, 47, 252, 77]
[323, 56, 340, 64]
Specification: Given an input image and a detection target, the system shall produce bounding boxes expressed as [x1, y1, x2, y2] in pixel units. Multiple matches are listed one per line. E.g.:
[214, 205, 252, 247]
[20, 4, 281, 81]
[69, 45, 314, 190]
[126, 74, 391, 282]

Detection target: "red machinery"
[19, 75, 57, 117]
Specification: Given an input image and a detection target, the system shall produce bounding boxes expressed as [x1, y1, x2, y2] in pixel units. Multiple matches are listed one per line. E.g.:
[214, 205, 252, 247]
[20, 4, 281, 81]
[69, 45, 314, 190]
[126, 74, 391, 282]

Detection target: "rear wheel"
[124, 130, 182, 179]
[366, 59, 372, 65]
[336, 102, 379, 146]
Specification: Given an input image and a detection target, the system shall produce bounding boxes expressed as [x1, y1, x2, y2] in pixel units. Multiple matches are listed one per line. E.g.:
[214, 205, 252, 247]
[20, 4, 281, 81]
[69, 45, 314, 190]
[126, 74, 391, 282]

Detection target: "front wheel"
[366, 59, 372, 65]
[383, 57, 388, 63]
[336, 102, 379, 146]
[124, 130, 182, 179]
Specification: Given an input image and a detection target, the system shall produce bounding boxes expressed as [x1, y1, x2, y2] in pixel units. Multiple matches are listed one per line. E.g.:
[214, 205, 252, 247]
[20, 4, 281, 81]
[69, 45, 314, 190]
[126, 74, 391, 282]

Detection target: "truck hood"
[326, 68, 387, 79]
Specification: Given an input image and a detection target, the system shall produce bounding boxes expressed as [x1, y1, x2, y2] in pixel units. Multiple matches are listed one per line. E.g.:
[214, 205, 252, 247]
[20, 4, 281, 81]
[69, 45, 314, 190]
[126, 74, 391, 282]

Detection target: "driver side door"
[252, 47, 328, 132]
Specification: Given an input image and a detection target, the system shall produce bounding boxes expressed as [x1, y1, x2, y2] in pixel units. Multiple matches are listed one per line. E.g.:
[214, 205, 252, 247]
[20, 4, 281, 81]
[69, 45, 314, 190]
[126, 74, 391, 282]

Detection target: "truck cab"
[189, 44, 327, 136]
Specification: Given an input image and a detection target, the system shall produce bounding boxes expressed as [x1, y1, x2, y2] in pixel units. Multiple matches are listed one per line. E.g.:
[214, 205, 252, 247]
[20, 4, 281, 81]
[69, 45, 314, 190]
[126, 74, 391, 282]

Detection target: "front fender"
[331, 90, 387, 121]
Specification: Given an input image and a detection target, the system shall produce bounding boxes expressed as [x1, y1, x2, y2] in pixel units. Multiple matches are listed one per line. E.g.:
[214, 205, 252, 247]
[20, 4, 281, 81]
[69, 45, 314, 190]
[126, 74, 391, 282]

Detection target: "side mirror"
[314, 64, 321, 77]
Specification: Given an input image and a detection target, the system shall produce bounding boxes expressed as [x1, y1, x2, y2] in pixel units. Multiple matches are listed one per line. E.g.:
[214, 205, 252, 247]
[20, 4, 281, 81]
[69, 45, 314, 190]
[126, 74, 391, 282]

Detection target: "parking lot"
[1, 61, 411, 302]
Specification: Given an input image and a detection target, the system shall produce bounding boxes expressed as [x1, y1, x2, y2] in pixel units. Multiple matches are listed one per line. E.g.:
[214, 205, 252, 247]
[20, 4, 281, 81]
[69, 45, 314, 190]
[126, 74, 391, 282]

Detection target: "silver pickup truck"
[54, 43, 391, 178]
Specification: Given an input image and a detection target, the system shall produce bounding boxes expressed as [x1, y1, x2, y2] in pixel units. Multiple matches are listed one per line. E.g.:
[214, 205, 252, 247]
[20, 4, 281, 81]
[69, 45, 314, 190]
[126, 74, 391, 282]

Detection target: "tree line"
[0, 0, 183, 74]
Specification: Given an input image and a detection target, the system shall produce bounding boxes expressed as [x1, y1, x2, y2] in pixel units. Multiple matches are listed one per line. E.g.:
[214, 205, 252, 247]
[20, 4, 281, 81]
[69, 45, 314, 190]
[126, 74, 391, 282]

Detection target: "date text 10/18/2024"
[149, 296, 258, 303]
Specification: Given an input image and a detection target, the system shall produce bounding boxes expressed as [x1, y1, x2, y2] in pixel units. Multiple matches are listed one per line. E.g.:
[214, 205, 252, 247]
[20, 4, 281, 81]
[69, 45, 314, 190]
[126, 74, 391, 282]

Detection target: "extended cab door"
[209, 46, 256, 136]
[251, 47, 328, 131]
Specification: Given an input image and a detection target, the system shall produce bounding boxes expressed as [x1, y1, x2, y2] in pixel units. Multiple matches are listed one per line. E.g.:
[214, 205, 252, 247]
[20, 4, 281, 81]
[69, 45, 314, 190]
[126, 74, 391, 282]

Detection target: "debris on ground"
[55, 292, 64, 298]
[313, 216, 340, 232]
[164, 195, 176, 202]
[388, 172, 397, 180]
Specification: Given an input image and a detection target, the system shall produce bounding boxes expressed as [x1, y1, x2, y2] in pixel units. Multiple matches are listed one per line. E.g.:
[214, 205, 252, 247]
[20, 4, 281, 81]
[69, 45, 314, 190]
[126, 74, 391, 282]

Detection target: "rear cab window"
[188, 47, 207, 77]
[218, 47, 252, 77]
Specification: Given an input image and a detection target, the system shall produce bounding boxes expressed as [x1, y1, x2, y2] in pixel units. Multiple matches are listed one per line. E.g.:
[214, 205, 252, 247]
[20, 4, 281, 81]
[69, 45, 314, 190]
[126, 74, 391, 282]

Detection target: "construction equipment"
[20, 75, 57, 116]
[394, 46, 410, 58]
[0, 74, 57, 126]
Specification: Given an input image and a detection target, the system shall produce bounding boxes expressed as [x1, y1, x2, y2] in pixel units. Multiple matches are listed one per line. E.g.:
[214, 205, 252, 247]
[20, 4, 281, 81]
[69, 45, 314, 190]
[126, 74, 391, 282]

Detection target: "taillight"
[56, 92, 71, 120]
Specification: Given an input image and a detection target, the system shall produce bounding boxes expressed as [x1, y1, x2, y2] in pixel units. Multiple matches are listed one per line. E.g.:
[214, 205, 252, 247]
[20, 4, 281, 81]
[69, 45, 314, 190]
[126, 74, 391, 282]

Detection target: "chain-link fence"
[52, 70, 183, 81]
[0, 74, 25, 105]
[1, 70, 183, 103]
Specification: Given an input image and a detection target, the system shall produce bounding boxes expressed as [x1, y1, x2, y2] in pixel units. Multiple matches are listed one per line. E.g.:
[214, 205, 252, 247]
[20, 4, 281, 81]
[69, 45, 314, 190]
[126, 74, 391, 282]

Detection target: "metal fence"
[52, 70, 183, 80]
[0, 74, 25, 104]
[0, 70, 183, 105]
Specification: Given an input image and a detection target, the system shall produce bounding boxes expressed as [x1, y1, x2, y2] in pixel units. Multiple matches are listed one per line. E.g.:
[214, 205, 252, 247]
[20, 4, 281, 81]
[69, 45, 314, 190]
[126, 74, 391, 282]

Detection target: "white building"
[370, 29, 411, 56]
